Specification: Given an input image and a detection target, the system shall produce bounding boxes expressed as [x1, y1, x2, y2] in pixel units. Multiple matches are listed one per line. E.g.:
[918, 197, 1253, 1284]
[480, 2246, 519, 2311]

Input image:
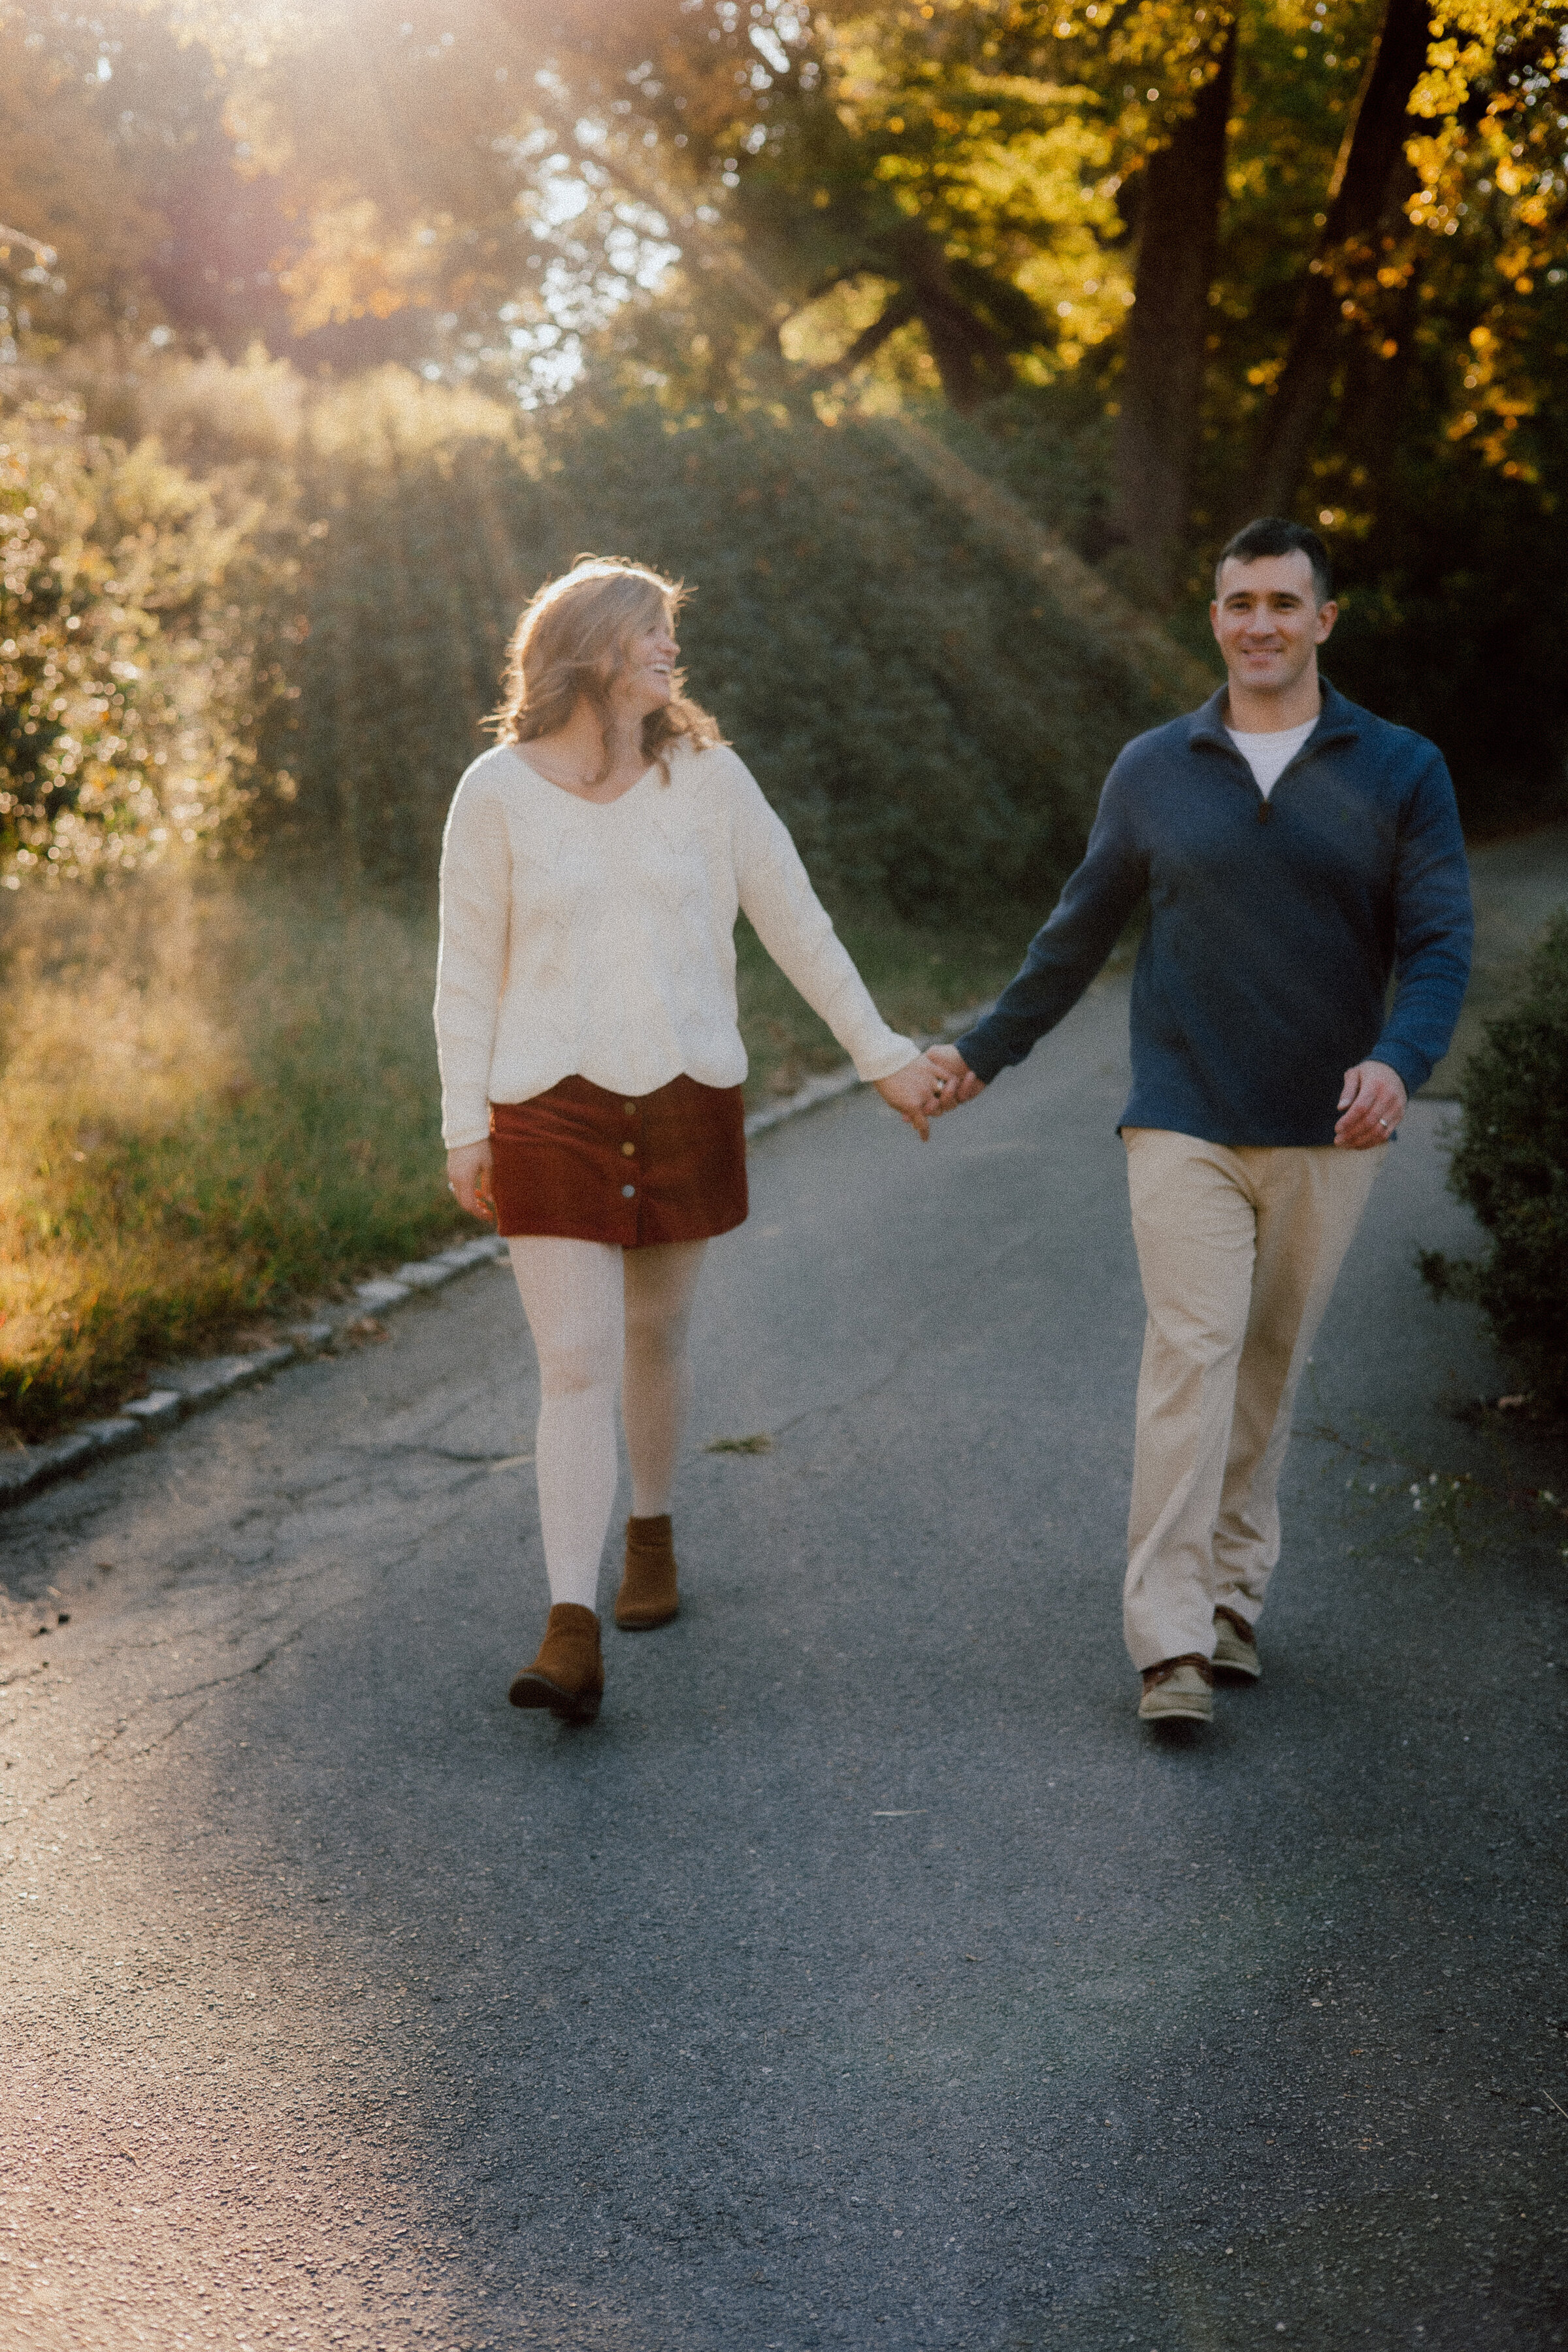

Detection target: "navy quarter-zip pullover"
[956, 681, 1473, 1147]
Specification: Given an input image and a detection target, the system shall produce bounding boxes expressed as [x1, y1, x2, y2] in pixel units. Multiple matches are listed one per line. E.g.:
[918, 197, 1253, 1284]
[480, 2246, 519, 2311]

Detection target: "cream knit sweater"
[434, 740, 919, 1149]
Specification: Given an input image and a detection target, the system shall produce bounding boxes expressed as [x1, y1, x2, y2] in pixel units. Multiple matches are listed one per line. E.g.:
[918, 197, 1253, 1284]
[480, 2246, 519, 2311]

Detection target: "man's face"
[1209, 551, 1337, 698]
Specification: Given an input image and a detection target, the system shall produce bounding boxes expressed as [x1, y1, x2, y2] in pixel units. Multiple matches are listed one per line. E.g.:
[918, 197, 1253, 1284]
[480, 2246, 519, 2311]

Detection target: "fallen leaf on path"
[338, 1316, 391, 1346]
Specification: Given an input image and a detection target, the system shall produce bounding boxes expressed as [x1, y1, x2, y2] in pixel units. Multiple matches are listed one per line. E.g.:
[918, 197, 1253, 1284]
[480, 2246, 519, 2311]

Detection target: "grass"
[0, 876, 468, 1441]
[0, 872, 1035, 1445]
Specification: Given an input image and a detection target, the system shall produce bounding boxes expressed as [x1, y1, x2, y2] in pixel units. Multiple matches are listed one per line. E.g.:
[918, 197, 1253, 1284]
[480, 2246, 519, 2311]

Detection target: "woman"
[435, 557, 951, 1724]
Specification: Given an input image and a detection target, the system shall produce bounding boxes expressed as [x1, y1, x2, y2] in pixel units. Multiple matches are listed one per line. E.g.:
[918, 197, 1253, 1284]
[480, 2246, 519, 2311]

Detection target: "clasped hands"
[873, 1043, 987, 1139]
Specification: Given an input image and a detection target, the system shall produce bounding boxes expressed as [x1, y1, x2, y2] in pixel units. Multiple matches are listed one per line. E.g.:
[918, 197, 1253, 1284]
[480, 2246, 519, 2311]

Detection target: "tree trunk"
[1106, 21, 1237, 604]
[1245, 0, 1433, 521]
[896, 225, 1017, 414]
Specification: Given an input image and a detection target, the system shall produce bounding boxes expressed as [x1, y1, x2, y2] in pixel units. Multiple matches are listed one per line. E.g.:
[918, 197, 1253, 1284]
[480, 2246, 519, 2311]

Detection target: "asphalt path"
[3, 970, 1566, 2352]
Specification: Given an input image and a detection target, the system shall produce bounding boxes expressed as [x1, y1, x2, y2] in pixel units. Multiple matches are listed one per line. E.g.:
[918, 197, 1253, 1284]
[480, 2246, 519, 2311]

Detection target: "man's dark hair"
[1215, 517, 1333, 606]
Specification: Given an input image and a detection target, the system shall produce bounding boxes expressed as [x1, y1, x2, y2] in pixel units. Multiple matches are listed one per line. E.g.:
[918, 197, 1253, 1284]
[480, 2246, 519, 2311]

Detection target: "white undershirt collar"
[1224, 715, 1318, 799]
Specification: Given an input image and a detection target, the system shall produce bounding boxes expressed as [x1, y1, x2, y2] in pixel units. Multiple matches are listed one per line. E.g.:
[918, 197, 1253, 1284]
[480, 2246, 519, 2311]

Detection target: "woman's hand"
[925, 1042, 987, 1103]
[875, 1052, 957, 1141]
[446, 1140, 497, 1220]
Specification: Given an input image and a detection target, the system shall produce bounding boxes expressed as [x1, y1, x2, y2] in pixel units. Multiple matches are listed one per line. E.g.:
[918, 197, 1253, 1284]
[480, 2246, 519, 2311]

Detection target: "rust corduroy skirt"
[488, 1073, 748, 1247]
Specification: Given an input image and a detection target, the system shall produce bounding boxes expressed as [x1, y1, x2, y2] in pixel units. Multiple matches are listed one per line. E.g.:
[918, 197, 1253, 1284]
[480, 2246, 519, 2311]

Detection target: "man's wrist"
[1365, 1047, 1421, 1102]
[953, 1028, 1004, 1086]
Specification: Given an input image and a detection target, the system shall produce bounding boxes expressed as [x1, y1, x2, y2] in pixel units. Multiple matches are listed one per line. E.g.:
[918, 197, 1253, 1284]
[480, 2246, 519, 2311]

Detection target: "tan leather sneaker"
[1138, 1654, 1214, 1723]
[1212, 1607, 1262, 1680]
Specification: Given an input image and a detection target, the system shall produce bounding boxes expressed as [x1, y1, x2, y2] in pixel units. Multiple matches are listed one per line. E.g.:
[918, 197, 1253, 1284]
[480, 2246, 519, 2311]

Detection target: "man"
[929, 517, 1472, 1725]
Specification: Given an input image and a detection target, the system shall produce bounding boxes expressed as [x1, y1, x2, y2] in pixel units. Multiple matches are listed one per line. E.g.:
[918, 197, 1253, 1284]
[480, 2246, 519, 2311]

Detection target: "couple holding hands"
[436, 524, 1471, 1731]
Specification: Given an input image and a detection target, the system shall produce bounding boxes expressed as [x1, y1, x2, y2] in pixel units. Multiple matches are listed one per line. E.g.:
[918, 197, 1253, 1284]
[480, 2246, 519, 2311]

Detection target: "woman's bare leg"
[507, 1237, 623, 1611]
[621, 1241, 708, 1518]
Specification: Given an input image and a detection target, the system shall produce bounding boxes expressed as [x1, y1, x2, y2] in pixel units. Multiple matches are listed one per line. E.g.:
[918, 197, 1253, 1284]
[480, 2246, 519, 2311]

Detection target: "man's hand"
[1334, 1060, 1407, 1149]
[446, 1139, 497, 1218]
[926, 1042, 987, 1104]
[874, 1051, 958, 1141]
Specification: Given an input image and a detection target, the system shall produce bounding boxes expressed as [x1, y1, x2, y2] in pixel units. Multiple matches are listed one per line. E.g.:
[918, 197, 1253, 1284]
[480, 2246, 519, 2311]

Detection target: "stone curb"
[0, 1007, 992, 1516]
[0, 1234, 511, 1515]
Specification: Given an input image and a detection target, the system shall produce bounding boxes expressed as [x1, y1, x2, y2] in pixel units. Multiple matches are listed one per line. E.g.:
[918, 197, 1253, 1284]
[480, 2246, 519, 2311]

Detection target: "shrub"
[253, 387, 1179, 915]
[0, 389, 272, 886]
[16, 357, 1186, 919]
[1420, 908, 1568, 1410]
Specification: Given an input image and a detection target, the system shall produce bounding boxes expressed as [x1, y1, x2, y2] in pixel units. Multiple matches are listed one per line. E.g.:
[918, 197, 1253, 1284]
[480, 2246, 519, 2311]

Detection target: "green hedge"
[9, 362, 1188, 918]
[1420, 908, 1568, 1410]
[258, 395, 1176, 915]
[0, 393, 267, 885]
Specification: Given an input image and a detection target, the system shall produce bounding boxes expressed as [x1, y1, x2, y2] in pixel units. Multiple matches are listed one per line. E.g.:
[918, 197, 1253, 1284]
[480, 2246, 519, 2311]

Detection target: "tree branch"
[795, 287, 920, 386]
[1245, 0, 1434, 520]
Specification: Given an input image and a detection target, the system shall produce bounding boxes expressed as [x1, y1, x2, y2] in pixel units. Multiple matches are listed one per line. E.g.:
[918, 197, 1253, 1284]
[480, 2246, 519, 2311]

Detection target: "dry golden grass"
[1, 873, 1029, 1445]
[0, 876, 469, 1439]
[1, 886, 252, 1432]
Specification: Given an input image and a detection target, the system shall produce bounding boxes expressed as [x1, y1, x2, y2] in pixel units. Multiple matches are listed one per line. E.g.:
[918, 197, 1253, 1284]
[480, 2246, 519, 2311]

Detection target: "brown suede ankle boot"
[508, 1604, 604, 1722]
[614, 1514, 679, 1630]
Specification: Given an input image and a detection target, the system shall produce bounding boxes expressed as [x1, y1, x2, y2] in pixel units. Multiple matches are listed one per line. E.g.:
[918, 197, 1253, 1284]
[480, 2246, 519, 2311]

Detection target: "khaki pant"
[1121, 1128, 1386, 1671]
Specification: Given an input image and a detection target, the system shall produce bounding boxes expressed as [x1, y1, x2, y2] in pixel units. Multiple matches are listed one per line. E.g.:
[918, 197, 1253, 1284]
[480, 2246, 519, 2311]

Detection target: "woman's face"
[610, 604, 679, 721]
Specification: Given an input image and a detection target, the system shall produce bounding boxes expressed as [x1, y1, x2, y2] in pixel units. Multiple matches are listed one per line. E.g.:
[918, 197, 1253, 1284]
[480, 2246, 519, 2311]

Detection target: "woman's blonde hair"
[489, 557, 723, 779]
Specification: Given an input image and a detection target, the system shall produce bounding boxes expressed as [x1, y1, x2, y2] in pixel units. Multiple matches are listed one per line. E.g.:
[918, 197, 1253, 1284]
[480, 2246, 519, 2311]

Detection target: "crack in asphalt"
[742, 1215, 1070, 1451]
[378, 1444, 536, 1467]
[1, 1556, 416, 1821]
